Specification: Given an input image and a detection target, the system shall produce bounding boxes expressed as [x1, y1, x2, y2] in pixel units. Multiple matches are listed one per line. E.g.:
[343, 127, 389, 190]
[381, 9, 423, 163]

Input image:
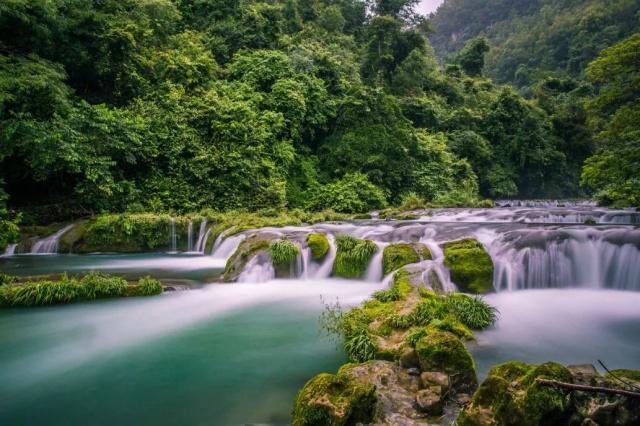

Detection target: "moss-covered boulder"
[223, 235, 272, 282]
[307, 233, 330, 261]
[458, 361, 574, 426]
[443, 239, 494, 294]
[415, 330, 477, 393]
[382, 243, 431, 275]
[332, 235, 377, 279]
[292, 371, 376, 426]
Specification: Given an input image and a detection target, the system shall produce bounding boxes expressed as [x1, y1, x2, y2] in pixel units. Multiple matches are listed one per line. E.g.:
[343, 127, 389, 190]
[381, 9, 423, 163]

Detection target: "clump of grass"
[344, 330, 377, 362]
[405, 327, 429, 347]
[81, 272, 127, 299]
[0, 273, 16, 285]
[333, 235, 377, 278]
[128, 276, 164, 296]
[446, 294, 498, 329]
[410, 297, 450, 325]
[269, 240, 300, 266]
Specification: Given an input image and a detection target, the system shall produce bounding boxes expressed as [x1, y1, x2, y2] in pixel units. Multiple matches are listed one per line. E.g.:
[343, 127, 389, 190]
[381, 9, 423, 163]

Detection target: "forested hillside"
[0, 0, 637, 243]
[430, 0, 640, 91]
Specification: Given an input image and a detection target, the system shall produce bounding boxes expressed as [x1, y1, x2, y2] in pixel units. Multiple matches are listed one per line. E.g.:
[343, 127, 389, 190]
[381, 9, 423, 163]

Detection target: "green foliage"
[306, 233, 330, 261]
[332, 235, 377, 278]
[269, 240, 300, 266]
[344, 329, 378, 362]
[0, 273, 17, 285]
[373, 269, 412, 302]
[306, 173, 387, 213]
[82, 214, 173, 252]
[456, 37, 490, 77]
[581, 33, 640, 207]
[443, 239, 494, 294]
[382, 243, 420, 275]
[0, 272, 161, 307]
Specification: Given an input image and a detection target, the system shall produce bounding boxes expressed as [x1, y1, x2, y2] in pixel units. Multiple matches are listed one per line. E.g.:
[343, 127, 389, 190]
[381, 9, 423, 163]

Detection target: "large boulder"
[307, 233, 330, 261]
[222, 234, 273, 281]
[415, 331, 477, 393]
[292, 371, 376, 426]
[382, 243, 432, 275]
[443, 239, 494, 294]
[332, 235, 377, 279]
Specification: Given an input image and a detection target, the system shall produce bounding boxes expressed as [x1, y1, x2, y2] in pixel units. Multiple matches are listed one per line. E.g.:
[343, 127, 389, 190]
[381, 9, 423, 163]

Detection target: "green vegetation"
[0, 273, 162, 307]
[443, 239, 494, 294]
[306, 233, 330, 261]
[223, 236, 271, 282]
[269, 240, 300, 266]
[446, 294, 498, 329]
[292, 371, 376, 426]
[332, 235, 377, 279]
[606, 369, 640, 382]
[382, 243, 430, 275]
[458, 361, 575, 426]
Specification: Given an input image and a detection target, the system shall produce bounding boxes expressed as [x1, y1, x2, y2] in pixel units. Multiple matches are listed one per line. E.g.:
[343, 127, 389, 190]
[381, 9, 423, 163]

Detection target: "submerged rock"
[443, 239, 494, 294]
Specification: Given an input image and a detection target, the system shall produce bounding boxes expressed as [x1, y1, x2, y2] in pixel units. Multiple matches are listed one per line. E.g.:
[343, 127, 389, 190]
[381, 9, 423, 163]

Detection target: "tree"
[456, 37, 490, 77]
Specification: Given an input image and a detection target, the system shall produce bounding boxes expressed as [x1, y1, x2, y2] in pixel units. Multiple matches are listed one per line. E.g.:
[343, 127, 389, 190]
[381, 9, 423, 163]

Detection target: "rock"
[222, 234, 273, 282]
[415, 331, 477, 393]
[416, 386, 443, 415]
[382, 243, 432, 275]
[567, 364, 599, 385]
[407, 368, 421, 376]
[306, 233, 330, 261]
[333, 235, 377, 279]
[292, 371, 376, 426]
[420, 372, 450, 392]
[442, 239, 494, 294]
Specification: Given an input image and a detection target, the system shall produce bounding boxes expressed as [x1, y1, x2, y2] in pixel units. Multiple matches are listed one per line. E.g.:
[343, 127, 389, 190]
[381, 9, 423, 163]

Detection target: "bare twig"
[536, 379, 640, 399]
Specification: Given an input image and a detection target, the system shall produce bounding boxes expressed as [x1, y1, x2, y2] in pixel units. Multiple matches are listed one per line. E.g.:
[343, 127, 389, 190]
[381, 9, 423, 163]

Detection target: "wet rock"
[568, 363, 599, 385]
[407, 368, 421, 376]
[420, 372, 449, 392]
[399, 348, 420, 369]
[416, 386, 443, 415]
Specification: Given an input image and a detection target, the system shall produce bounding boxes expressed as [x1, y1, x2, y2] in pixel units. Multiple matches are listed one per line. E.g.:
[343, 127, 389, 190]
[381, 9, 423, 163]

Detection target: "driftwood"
[536, 379, 640, 399]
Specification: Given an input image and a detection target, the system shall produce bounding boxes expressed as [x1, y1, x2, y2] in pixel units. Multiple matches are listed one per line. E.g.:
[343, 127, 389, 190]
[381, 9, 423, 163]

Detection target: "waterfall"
[313, 234, 336, 279]
[475, 227, 640, 291]
[193, 220, 209, 253]
[364, 242, 387, 282]
[420, 229, 456, 292]
[237, 256, 275, 283]
[187, 222, 193, 252]
[297, 247, 311, 280]
[170, 219, 177, 253]
[31, 224, 75, 254]
[2, 244, 17, 257]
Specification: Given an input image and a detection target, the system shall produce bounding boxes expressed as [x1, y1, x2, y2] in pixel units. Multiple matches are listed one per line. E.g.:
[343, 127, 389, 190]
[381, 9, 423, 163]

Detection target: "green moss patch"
[443, 239, 494, 294]
[292, 371, 376, 426]
[382, 244, 423, 275]
[0, 273, 162, 307]
[332, 235, 377, 279]
[307, 233, 330, 261]
[458, 361, 574, 426]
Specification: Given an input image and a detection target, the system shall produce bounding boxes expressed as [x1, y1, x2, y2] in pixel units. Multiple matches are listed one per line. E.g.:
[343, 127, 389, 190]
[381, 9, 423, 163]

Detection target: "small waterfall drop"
[193, 220, 209, 253]
[30, 224, 75, 254]
[187, 222, 194, 252]
[297, 247, 311, 280]
[170, 219, 177, 253]
[364, 242, 387, 282]
[211, 234, 246, 261]
[237, 256, 275, 283]
[2, 244, 17, 257]
[420, 229, 456, 292]
[313, 235, 336, 279]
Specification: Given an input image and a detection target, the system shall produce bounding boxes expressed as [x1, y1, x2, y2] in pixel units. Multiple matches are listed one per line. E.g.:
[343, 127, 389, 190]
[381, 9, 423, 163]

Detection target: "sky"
[417, 0, 445, 15]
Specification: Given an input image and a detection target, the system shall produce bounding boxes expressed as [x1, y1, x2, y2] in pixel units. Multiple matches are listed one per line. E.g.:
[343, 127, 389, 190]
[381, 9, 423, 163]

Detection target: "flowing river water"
[1, 203, 639, 424]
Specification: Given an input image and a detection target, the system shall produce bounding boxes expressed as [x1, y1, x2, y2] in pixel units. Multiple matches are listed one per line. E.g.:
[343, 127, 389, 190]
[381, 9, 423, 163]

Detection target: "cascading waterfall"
[193, 220, 210, 253]
[312, 234, 336, 279]
[170, 219, 177, 253]
[419, 229, 456, 292]
[187, 222, 194, 252]
[238, 256, 275, 283]
[364, 242, 387, 282]
[2, 244, 17, 257]
[30, 224, 75, 254]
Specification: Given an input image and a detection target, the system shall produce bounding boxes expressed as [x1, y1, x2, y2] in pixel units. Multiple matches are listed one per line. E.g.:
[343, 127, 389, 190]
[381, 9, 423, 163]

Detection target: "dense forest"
[0, 0, 638, 248]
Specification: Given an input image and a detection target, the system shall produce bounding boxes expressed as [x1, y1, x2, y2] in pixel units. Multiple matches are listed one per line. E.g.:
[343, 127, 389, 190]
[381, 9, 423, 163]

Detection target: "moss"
[307, 233, 330, 261]
[292, 372, 376, 426]
[332, 235, 377, 279]
[223, 235, 271, 282]
[415, 330, 477, 392]
[427, 316, 475, 341]
[443, 239, 494, 294]
[373, 270, 413, 302]
[382, 244, 420, 275]
[606, 369, 640, 382]
[458, 361, 574, 426]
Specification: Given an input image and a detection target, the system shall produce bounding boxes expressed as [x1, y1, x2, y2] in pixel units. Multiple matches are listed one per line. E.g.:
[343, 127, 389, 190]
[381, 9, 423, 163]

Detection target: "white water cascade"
[211, 234, 246, 265]
[312, 234, 337, 279]
[30, 224, 75, 254]
[193, 220, 210, 253]
[364, 242, 387, 282]
[238, 255, 275, 283]
[170, 219, 177, 253]
[2, 244, 17, 257]
[187, 222, 194, 252]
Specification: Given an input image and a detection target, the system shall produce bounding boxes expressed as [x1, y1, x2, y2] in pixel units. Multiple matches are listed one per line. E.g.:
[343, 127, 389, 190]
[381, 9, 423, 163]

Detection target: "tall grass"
[445, 294, 498, 329]
[333, 235, 377, 278]
[269, 240, 300, 266]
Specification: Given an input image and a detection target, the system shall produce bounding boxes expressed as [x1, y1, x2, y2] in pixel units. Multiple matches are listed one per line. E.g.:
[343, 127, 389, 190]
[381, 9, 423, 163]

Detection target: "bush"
[332, 235, 377, 278]
[269, 240, 300, 266]
[83, 213, 174, 252]
[306, 173, 387, 213]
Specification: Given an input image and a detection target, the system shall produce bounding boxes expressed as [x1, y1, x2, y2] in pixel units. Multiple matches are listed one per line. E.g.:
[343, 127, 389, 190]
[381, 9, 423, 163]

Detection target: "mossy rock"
[292, 372, 376, 426]
[223, 235, 272, 282]
[307, 233, 330, 261]
[58, 220, 90, 253]
[382, 243, 431, 275]
[415, 330, 477, 392]
[443, 239, 494, 294]
[332, 235, 377, 279]
[269, 240, 300, 278]
[458, 361, 574, 426]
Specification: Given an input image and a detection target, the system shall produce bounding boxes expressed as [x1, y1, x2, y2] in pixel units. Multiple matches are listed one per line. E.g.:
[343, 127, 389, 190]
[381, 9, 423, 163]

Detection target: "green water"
[0, 279, 384, 425]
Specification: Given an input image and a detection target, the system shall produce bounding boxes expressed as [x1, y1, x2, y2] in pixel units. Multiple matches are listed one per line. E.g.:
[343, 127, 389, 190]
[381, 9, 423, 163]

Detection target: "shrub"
[269, 240, 300, 266]
[83, 213, 173, 252]
[306, 173, 387, 213]
[306, 233, 330, 261]
[446, 294, 498, 330]
[333, 235, 377, 278]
